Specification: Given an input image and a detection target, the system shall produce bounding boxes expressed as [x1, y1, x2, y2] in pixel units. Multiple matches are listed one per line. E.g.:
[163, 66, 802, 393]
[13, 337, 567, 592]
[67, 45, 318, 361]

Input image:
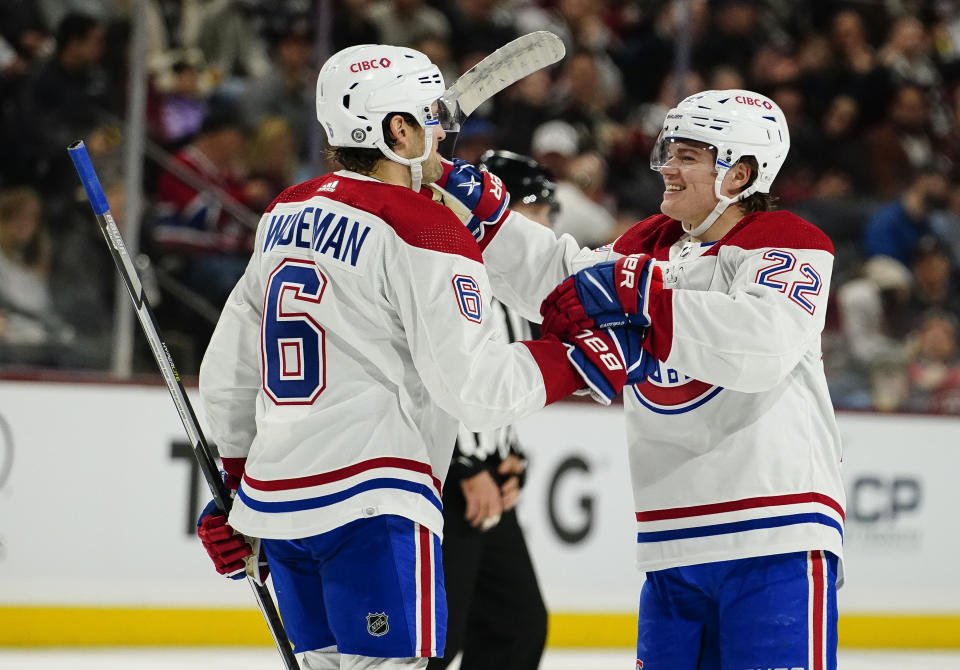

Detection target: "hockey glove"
[196, 472, 269, 585]
[197, 499, 269, 584]
[606, 325, 660, 386]
[541, 254, 664, 339]
[431, 158, 510, 242]
[562, 329, 628, 404]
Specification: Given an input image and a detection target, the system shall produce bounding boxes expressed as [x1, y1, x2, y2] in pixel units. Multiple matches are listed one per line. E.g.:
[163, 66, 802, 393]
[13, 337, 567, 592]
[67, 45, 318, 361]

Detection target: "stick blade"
[447, 31, 565, 117]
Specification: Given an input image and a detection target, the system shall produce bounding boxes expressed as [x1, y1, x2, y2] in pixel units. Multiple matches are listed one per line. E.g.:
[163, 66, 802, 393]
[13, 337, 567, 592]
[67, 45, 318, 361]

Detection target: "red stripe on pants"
[811, 550, 825, 670]
[419, 526, 432, 656]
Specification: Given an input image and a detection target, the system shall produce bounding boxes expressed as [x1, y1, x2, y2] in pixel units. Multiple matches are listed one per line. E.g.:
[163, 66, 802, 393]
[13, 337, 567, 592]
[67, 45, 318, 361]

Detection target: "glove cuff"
[221, 457, 247, 491]
[521, 335, 585, 405]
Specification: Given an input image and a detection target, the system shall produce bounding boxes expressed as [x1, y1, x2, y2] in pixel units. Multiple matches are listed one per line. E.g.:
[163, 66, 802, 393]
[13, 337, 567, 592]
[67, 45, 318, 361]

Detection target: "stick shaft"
[67, 140, 300, 670]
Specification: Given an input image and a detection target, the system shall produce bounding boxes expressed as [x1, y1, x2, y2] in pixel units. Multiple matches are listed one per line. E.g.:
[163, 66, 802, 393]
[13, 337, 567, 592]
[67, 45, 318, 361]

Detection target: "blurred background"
[3, 0, 960, 413]
[1, 0, 959, 663]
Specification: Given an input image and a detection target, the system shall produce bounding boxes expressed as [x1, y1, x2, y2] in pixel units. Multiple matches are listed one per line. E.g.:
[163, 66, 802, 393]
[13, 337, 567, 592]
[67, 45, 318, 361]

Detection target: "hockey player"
[427, 151, 557, 670]
[194, 44, 639, 670]
[435, 90, 845, 670]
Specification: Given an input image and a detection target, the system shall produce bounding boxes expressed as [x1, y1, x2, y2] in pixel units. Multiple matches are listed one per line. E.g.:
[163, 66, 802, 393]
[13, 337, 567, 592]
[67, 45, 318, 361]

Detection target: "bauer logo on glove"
[430, 158, 510, 241]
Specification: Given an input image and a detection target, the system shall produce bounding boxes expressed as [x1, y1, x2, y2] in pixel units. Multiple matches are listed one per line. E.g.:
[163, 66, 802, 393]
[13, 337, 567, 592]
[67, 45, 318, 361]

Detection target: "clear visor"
[432, 96, 463, 133]
[649, 134, 718, 172]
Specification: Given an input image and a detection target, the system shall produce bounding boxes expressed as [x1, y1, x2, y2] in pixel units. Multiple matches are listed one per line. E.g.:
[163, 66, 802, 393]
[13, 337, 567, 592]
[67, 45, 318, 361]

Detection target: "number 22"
[755, 250, 822, 314]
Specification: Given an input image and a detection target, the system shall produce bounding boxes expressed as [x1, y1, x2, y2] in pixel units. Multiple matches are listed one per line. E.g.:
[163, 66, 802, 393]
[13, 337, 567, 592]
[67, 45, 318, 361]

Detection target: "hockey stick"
[439, 30, 565, 158]
[67, 141, 300, 670]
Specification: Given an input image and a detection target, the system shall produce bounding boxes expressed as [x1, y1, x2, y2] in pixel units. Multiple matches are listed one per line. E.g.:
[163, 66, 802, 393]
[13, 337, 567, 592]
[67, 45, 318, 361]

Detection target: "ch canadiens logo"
[633, 364, 723, 415]
[350, 57, 391, 73]
[735, 94, 773, 109]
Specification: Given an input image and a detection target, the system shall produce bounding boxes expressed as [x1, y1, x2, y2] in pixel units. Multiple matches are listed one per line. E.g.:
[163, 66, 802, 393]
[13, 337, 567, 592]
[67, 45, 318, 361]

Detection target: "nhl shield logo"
[366, 612, 389, 637]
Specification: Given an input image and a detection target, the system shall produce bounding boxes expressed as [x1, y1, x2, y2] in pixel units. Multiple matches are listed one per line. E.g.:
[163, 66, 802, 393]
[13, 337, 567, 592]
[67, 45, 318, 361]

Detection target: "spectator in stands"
[551, 151, 617, 248]
[904, 236, 960, 327]
[615, 0, 709, 105]
[816, 94, 871, 195]
[0, 186, 72, 365]
[0, 1, 53, 63]
[530, 119, 579, 187]
[244, 116, 297, 209]
[17, 11, 113, 197]
[836, 255, 913, 370]
[241, 18, 315, 170]
[929, 179, 960, 263]
[445, 0, 517, 61]
[863, 164, 949, 265]
[880, 15, 941, 90]
[865, 84, 945, 200]
[833, 257, 913, 412]
[50, 180, 125, 369]
[493, 68, 554, 155]
[151, 105, 258, 309]
[793, 34, 835, 122]
[148, 47, 213, 148]
[829, 8, 888, 127]
[552, 50, 626, 155]
[367, 0, 451, 49]
[767, 84, 823, 203]
[881, 16, 954, 138]
[629, 70, 706, 146]
[699, 0, 763, 77]
[333, 0, 382, 52]
[181, 0, 270, 84]
[905, 311, 960, 413]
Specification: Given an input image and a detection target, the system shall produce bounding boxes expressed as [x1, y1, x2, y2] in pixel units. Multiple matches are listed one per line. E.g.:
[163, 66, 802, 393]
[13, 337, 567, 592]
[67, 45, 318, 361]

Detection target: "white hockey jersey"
[451, 300, 532, 479]
[198, 171, 583, 541]
[479, 209, 846, 574]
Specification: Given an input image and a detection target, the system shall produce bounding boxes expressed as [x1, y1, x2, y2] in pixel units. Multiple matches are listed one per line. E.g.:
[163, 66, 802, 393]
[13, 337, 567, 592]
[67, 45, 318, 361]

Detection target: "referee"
[428, 151, 559, 670]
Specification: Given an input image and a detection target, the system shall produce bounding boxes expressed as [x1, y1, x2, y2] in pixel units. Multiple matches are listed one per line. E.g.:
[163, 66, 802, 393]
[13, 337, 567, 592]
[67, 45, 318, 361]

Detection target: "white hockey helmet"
[650, 89, 790, 236]
[316, 44, 458, 190]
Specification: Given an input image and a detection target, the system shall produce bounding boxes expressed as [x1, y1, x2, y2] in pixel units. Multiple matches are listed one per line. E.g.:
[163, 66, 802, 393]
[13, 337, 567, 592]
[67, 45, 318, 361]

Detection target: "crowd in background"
[2, 0, 960, 414]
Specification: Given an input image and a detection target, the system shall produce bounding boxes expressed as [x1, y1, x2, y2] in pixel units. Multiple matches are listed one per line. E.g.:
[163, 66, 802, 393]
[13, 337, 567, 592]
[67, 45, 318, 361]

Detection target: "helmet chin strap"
[378, 123, 434, 192]
[682, 168, 759, 239]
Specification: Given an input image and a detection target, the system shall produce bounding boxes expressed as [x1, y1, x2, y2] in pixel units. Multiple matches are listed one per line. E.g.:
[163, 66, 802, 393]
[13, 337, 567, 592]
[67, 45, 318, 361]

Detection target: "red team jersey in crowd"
[198, 172, 582, 542]
[153, 144, 252, 255]
[478, 209, 846, 575]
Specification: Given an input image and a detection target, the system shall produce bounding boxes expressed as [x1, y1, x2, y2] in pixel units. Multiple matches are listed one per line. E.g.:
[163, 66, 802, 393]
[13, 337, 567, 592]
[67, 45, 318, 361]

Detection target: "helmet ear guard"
[650, 89, 790, 237]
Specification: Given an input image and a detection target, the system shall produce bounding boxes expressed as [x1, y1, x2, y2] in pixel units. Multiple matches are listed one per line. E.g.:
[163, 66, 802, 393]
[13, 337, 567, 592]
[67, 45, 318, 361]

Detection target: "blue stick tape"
[67, 140, 110, 215]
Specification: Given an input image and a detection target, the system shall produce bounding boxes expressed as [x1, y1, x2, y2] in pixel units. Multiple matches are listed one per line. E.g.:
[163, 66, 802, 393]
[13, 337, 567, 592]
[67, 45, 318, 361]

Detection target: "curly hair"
[326, 112, 419, 174]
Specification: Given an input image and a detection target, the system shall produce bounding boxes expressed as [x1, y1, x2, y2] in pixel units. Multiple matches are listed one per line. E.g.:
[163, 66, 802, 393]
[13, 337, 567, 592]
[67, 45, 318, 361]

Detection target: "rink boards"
[0, 379, 957, 647]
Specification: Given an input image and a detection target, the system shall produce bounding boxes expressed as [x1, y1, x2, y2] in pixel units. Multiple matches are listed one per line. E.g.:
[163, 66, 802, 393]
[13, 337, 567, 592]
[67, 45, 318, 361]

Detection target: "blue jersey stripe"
[237, 477, 443, 513]
[637, 512, 843, 543]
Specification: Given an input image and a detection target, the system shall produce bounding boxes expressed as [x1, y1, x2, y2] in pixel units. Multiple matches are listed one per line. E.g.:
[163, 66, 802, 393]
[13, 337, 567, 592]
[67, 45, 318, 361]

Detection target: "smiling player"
[436, 89, 845, 670]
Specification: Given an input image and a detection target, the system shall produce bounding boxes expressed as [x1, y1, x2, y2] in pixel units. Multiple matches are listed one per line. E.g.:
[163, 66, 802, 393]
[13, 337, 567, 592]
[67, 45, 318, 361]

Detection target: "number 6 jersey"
[198, 171, 583, 541]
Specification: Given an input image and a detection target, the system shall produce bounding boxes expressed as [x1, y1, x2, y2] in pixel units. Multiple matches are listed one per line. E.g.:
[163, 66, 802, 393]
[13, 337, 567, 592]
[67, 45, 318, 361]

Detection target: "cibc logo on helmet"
[349, 57, 392, 73]
[734, 94, 773, 109]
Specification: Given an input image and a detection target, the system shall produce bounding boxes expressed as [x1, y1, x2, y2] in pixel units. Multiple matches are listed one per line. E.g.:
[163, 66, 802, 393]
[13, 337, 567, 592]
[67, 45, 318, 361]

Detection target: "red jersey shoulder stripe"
[704, 210, 834, 256]
[612, 214, 683, 260]
[267, 174, 482, 262]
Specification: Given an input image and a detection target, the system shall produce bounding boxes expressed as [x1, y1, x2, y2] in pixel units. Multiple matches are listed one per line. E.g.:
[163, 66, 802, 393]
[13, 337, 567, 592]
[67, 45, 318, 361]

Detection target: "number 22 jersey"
[480, 209, 846, 575]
